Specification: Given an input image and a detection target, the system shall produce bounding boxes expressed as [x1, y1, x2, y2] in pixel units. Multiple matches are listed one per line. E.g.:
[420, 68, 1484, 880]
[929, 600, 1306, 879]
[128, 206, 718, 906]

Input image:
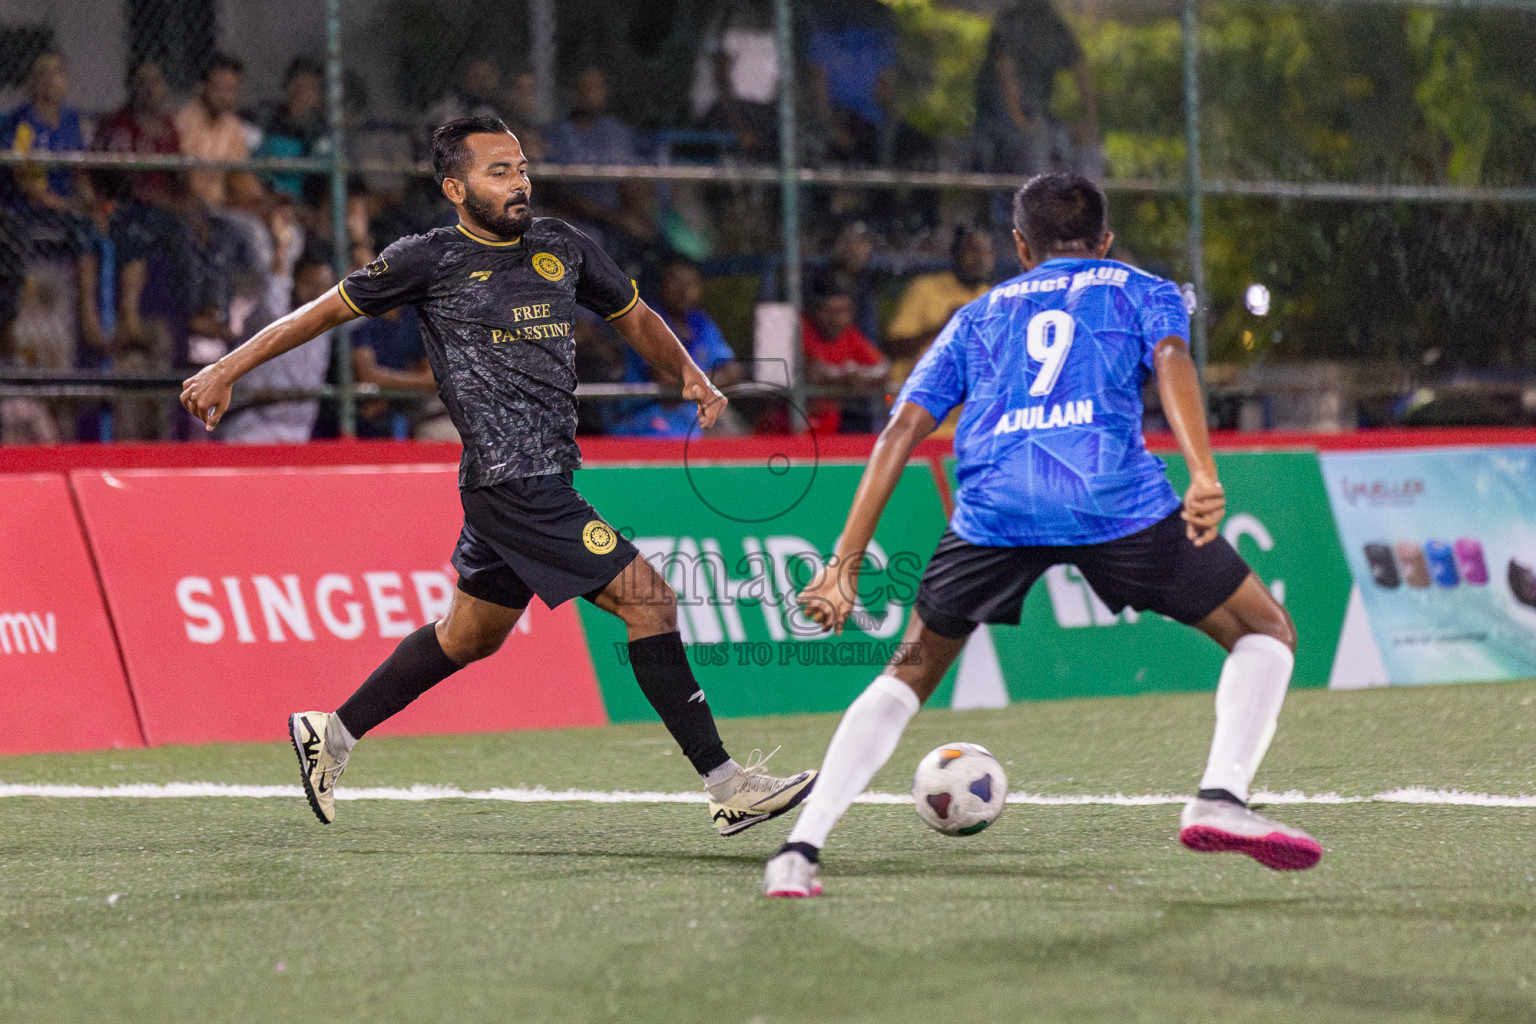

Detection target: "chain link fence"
[1, 0, 1534, 443]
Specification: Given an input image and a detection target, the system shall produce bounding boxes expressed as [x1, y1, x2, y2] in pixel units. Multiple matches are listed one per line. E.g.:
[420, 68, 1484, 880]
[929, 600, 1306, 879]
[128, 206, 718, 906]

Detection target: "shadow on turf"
[334, 847, 772, 866]
[329, 845, 1175, 883]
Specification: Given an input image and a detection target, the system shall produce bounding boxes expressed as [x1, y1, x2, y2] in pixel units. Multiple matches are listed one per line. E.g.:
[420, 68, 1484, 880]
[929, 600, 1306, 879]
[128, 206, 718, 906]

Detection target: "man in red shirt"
[802, 280, 888, 433]
[94, 60, 181, 208]
[91, 59, 185, 437]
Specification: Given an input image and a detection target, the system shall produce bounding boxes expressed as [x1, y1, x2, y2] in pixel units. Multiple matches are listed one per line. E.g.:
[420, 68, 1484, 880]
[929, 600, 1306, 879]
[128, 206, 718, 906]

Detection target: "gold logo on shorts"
[532, 252, 566, 282]
[582, 520, 617, 555]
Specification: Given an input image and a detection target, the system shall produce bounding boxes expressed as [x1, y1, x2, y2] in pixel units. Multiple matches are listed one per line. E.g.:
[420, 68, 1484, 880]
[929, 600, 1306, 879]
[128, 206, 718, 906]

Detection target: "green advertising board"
[954, 451, 1354, 701]
[572, 462, 952, 722]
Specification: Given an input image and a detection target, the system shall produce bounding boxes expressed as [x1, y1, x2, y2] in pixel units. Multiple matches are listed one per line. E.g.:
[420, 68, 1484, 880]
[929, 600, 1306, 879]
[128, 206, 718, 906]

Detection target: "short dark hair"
[807, 271, 852, 308]
[28, 50, 63, 77]
[431, 115, 513, 184]
[660, 253, 700, 276]
[125, 57, 160, 85]
[283, 56, 324, 86]
[950, 225, 990, 264]
[294, 256, 333, 277]
[1012, 173, 1109, 255]
[202, 52, 244, 80]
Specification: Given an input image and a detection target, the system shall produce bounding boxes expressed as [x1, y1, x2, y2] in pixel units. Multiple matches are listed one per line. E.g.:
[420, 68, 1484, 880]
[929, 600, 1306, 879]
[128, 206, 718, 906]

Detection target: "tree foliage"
[1076, 2, 1536, 368]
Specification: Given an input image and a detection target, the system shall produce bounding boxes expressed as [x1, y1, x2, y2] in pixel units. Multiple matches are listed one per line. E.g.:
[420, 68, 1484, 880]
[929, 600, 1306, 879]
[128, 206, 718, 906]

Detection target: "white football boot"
[708, 749, 817, 837]
[1179, 795, 1322, 871]
[289, 711, 348, 824]
[763, 848, 823, 898]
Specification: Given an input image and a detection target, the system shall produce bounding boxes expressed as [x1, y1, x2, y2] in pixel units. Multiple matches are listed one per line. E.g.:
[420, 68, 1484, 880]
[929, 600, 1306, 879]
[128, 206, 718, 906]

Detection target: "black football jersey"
[338, 217, 638, 488]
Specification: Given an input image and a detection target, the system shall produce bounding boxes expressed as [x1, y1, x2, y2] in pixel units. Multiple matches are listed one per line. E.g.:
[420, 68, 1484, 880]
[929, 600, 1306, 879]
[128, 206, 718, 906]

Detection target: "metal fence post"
[530, 0, 556, 126]
[1182, 0, 1209, 381]
[326, 0, 356, 437]
[775, 0, 802, 387]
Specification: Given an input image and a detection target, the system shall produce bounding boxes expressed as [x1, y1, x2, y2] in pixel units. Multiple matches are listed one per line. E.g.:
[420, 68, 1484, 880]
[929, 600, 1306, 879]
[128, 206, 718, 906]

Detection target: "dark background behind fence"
[1, 0, 1534, 445]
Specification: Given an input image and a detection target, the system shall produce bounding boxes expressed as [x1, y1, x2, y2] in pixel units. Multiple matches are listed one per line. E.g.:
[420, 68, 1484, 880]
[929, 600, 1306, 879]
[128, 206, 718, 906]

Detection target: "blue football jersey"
[896, 257, 1186, 547]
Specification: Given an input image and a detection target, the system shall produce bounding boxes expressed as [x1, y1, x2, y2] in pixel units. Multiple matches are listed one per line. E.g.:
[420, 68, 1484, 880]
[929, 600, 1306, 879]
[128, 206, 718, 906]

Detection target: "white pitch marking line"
[0, 783, 1535, 808]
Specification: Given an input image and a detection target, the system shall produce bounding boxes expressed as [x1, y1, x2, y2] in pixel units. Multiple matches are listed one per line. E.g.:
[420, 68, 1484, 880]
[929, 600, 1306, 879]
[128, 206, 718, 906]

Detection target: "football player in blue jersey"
[764, 173, 1320, 898]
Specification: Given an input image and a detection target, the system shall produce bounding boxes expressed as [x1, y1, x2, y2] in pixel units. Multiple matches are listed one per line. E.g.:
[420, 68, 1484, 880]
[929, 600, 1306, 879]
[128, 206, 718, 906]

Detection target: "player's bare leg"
[765, 612, 967, 897]
[591, 553, 815, 836]
[290, 588, 521, 823]
[1180, 572, 1321, 870]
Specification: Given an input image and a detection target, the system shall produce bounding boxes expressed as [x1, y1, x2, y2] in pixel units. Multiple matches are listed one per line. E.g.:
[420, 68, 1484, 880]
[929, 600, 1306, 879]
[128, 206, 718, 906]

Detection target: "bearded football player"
[181, 116, 815, 837]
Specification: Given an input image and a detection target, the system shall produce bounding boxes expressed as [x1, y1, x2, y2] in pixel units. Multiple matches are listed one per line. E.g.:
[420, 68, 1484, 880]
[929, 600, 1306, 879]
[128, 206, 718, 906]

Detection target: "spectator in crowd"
[183, 207, 262, 369]
[692, 0, 781, 163]
[173, 176, 308, 427]
[811, 219, 882, 345]
[1, 51, 101, 370]
[570, 307, 626, 434]
[0, 392, 60, 443]
[215, 255, 335, 443]
[425, 59, 546, 160]
[500, 70, 548, 161]
[885, 227, 995, 372]
[1, 52, 92, 221]
[175, 53, 251, 208]
[545, 67, 657, 258]
[802, 1, 899, 166]
[255, 57, 327, 201]
[883, 227, 995, 437]
[350, 304, 452, 440]
[802, 276, 888, 434]
[0, 207, 59, 443]
[219, 170, 305, 325]
[0, 210, 23, 346]
[609, 255, 742, 437]
[92, 58, 189, 438]
[974, 0, 1100, 175]
[428, 58, 507, 128]
[93, 59, 181, 210]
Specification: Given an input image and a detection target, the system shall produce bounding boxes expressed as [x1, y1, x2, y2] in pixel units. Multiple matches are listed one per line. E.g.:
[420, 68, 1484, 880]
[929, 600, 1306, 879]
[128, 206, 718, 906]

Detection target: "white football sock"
[1197, 633, 1294, 803]
[702, 758, 743, 800]
[325, 713, 357, 760]
[788, 675, 921, 849]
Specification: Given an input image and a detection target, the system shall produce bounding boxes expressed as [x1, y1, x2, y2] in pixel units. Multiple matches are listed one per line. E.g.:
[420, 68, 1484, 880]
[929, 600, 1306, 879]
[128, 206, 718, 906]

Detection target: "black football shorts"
[452, 471, 638, 609]
[915, 510, 1253, 639]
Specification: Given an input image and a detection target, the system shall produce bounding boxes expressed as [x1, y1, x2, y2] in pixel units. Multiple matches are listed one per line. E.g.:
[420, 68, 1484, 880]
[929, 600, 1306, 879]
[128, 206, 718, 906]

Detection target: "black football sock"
[1197, 787, 1248, 807]
[628, 631, 730, 776]
[777, 841, 821, 863]
[335, 623, 461, 738]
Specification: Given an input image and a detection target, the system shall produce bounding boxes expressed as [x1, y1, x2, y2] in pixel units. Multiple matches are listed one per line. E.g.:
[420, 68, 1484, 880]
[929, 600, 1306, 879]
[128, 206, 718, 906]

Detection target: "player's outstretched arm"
[1154, 335, 1225, 546]
[609, 299, 726, 429]
[799, 401, 939, 634]
[180, 287, 358, 430]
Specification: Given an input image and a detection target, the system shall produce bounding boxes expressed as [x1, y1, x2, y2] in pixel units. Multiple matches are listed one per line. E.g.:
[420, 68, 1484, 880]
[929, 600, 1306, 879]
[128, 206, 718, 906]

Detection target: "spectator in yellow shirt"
[885, 226, 995, 386]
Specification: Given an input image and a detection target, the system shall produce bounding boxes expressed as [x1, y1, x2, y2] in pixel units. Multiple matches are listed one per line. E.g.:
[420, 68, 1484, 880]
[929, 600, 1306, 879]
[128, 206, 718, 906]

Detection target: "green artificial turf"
[2, 681, 1534, 1023]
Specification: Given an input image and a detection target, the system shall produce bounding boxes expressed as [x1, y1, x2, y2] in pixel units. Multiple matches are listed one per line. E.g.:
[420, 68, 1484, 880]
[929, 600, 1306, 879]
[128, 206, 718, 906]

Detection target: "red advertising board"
[71, 466, 607, 745]
[0, 474, 143, 753]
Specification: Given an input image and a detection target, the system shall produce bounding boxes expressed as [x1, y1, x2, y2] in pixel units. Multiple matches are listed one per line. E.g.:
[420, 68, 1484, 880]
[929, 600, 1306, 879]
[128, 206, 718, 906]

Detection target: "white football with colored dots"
[911, 742, 1007, 836]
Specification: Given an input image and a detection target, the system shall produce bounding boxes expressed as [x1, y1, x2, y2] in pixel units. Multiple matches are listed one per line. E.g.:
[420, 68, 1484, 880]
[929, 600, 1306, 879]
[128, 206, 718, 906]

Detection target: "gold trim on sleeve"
[336, 280, 373, 318]
[603, 281, 641, 321]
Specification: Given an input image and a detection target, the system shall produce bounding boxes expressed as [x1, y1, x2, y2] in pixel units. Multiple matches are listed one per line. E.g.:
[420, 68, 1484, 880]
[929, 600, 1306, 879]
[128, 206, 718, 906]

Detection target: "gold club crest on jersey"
[582, 520, 617, 554]
[532, 252, 566, 282]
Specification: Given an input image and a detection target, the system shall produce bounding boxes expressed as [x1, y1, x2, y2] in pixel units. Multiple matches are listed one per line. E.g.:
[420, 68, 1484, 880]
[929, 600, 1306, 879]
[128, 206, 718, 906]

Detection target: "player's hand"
[683, 370, 728, 429]
[1182, 474, 1225, 547]
[180, 364, 234, 431]
[797, 557, 861, 635]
